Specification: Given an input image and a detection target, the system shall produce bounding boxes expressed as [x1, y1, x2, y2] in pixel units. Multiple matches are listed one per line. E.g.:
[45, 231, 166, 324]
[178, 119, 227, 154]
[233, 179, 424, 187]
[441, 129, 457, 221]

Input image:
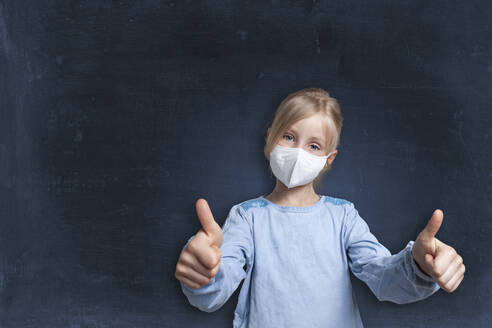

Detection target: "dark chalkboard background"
[1, 1, 490, 327]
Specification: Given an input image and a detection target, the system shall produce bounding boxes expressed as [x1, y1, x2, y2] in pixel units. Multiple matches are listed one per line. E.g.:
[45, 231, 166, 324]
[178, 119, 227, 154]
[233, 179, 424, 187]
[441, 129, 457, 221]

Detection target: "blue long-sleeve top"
[179, 194, 440, 327]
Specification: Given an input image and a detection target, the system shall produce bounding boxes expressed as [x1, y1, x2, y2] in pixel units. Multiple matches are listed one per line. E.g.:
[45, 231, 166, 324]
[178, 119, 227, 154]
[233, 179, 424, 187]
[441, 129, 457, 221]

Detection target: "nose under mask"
[269, 144, 334, 188]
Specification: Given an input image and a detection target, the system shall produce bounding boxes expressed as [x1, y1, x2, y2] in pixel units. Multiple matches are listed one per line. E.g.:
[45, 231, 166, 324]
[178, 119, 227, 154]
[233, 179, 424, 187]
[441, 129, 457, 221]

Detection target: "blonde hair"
[264, 87, 343, 190]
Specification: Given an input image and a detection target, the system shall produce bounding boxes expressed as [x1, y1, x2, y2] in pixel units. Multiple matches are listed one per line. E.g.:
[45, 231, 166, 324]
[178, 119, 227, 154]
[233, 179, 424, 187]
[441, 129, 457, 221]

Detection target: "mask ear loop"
[324, 151, 335, 169]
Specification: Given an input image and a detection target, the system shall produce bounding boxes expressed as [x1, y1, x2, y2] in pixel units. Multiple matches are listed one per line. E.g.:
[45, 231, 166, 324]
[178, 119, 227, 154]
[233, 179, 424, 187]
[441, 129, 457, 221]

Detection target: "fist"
[175, 198, 224, 289]
[412, 209, 466, 293]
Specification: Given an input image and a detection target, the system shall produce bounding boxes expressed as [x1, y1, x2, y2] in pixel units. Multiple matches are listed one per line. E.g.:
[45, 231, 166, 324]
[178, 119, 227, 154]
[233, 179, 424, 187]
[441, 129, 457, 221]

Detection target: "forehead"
[287, 114, 328, 141]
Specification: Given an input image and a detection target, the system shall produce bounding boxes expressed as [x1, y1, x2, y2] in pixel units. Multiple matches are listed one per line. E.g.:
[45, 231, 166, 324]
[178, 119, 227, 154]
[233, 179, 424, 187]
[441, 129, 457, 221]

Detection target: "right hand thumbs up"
[175, 198, 224, 289]
[196, 198, 223, 249]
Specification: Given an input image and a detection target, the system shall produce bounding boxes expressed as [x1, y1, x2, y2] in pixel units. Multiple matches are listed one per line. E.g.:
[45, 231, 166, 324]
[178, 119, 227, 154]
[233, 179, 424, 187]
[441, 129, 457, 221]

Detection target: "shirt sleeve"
[343, 202, 440, 304]
[179, 204, 254, 312]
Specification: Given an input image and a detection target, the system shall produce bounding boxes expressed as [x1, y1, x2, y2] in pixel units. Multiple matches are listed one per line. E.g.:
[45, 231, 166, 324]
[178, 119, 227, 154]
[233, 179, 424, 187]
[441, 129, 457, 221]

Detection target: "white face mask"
[269, 144, 335, 188]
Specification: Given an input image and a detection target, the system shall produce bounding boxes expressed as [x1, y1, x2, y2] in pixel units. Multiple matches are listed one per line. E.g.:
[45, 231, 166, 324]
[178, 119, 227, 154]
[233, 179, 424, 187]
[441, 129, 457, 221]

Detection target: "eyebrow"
[285, 129, 326, 145]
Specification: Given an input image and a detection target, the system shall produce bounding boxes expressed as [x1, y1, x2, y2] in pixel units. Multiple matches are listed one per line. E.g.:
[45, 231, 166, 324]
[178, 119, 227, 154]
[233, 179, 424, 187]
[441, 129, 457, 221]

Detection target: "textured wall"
[0, 1, 490, 327]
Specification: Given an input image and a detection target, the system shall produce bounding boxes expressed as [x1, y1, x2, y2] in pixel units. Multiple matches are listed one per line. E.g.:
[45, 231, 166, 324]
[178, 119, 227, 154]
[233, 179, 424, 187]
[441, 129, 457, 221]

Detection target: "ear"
[266, 127, 271, 139]
[325, 149, 338, 167]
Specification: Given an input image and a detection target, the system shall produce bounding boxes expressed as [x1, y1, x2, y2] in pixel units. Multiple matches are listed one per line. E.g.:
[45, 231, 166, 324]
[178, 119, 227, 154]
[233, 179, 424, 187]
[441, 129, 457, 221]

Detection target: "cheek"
[277, 139, 290, 147]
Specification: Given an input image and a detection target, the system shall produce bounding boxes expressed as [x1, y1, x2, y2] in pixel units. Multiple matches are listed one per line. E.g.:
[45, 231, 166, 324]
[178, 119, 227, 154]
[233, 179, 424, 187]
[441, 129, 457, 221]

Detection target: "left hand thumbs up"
[412, 209, 466, 293]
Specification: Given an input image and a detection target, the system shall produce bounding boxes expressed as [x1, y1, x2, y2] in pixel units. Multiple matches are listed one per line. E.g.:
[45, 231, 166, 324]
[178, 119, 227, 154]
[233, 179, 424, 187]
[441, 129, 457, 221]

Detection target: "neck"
[265, 181, 320, 206]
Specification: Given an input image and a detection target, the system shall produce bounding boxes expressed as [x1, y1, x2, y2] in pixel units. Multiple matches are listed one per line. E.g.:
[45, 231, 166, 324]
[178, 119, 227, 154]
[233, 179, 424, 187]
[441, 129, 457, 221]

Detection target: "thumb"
[195, 198, 223, 246]
[420, 209, 443, 241]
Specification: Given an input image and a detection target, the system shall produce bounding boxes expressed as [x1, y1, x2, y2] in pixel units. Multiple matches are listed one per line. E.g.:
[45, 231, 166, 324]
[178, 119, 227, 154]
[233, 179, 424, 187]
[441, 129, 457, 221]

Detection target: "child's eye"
[310, 144, 320, 151]
[283, 134, 293, 141]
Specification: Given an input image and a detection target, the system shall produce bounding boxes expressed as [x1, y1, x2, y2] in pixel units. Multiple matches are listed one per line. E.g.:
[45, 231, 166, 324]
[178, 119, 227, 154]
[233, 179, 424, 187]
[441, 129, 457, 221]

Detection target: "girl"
[175, 88, 466, 327]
